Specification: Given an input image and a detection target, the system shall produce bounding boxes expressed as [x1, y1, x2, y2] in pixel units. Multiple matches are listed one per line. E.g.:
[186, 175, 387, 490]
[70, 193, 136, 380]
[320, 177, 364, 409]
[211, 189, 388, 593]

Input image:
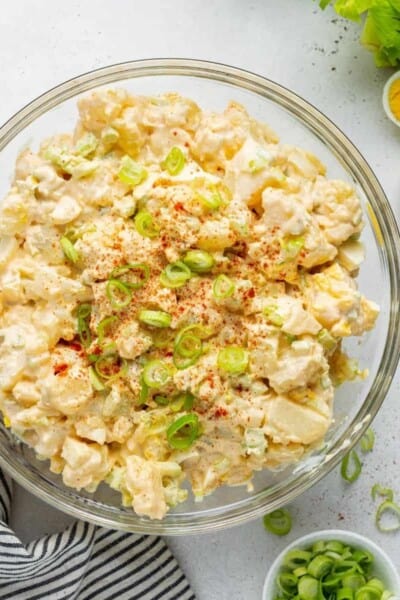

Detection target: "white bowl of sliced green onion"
[262, 529, 400, 600]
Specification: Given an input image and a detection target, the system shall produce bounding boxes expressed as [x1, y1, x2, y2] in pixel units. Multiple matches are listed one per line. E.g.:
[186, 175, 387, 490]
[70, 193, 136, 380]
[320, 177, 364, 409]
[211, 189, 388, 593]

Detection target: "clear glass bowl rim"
[0, 58, 399, 535]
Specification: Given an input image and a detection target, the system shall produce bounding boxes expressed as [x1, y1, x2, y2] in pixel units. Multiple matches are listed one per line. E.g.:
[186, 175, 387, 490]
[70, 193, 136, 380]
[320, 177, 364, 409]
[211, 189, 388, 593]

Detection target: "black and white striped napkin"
[0, 470, 195, 600]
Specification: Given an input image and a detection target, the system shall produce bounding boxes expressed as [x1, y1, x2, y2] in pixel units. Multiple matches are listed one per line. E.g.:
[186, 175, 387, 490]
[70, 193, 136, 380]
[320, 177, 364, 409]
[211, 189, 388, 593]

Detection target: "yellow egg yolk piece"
[389, 79, 400, 121]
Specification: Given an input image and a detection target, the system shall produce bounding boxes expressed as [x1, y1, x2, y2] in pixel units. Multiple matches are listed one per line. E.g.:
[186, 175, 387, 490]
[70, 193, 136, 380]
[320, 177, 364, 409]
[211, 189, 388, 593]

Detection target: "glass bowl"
[0, 59, 399, 535]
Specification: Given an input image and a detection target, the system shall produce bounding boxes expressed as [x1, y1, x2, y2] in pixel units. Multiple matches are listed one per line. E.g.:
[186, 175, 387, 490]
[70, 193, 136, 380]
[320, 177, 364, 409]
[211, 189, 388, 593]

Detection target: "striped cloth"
[0, 470, 195, 600]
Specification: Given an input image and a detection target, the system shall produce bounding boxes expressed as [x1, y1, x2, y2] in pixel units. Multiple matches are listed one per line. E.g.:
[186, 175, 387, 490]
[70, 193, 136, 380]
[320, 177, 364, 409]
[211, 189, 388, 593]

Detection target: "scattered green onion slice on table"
[371, 484, 394, 503]
[110, 263, 150, 289]
[341, 450, 362, 483]
[160, 260, 192, 288]
[118, 155, 147, 186]
[213, 274, 235, 299]
[96, 315, 118, 343]
[217, 346, 249, 375]
[263, 508, 292, 536]
[139, 309, 172, 328]
[182, 249, 215, 273]
[77, 303, 92, 346]
[360, 428, 375, 453]
[142, 359, 172, 388]
[60, 236, 80, 264]
[272, 539, 393, 600]
[161, 146, 186, 175]
[134, 210, 159, 238]
[166, 413, 199, 450]
[375, 500, 400, 533]
[106, 279, 132, 310]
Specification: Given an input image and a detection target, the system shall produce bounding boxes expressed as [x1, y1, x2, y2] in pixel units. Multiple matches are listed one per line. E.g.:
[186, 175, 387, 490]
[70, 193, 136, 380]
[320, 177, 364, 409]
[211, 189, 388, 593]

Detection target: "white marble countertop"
[1, 1, 400, 598]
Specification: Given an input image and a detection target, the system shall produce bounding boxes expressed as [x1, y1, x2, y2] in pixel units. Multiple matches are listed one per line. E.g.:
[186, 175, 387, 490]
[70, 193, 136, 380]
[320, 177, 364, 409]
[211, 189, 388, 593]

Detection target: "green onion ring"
[142, 360, 172, 388]
[213, 274, 235, 299]
[217, 346, 249, 375]
[134, 210, 159, 238]
[110, 263, 150, 289]
[166, 413, 200, 450]
[139, 309, 172, 328]
[60, 236, 80, 264]
[106, 279, 132, 310]
[161, 146, 186, 176]
[159, 261, 192, 288]
[341, 450, 362, 483]
[263, 508, 292, 536]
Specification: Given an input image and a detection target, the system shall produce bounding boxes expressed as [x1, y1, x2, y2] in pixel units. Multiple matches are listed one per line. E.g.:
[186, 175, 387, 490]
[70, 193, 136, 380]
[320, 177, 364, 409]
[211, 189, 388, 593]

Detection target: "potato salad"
[0, 89, 379, 519]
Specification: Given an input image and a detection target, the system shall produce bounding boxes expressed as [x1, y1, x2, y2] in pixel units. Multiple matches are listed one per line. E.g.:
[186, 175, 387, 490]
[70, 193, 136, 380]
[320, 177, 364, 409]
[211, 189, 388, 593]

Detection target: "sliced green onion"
[280, 235, 305, 259]
[162, 146, 186, 176]
[375, 500, 400, 533]
[94, 352, 127, 381]
[351, 550, 373, 568]
[142, 360, 172, 388]
[154, 395, 169, 406]
[277, 572, 298, 595]
[312, 540, 326, 554]
[139, 309, 172, 328]
[160, 261, 192, 288]
[152, 328, 175, 349]
[307, 554, 334, 579]
[367, 579, 386, 594]
[263, 305, 284, 327]
[97, 316, 118, 344]
[88, 366, 105, 391]
[166, 413, 199, 450]
[337, 588, 354, 600]
[371, 484, 394, 503]
[198, 189, 222, 211]
[325, 541, 345, 554]
[101, 126, 119, 145]
[342, 573, 367, 590]
[173, 326, 203, 370]
[60, 236, 80, 264]
[341, 450, 362, 483]
[298, 575, 320, 600]
[284, 550, 313, 570]
[106, 279, 132, 310]
[248, 151, 270, 173]
[138, 377, 149, 405]
[213, 274, 235, 299]
[182, 250, 215, 273]
[217, 346, 249, 375]
[360, 428, 375, 453]
[263, 508, 292, 536]
[75, 132, 98, 157]
[134, 210, 159, 238]
[77, 303, 92, 346]
[317, 328, 337, 351]
[77, 303, 92, 319]
[110, 263, 150, 289]
[355, 586, 383, 600]
[118, 155, 147, 186]
[170, 391, 195, 412]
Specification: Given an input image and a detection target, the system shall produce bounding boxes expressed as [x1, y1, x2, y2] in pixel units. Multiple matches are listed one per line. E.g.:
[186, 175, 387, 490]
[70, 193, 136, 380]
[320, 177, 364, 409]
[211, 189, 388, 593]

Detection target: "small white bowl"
[383, 71, 400, 126]
[263, 529, 400, 600]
